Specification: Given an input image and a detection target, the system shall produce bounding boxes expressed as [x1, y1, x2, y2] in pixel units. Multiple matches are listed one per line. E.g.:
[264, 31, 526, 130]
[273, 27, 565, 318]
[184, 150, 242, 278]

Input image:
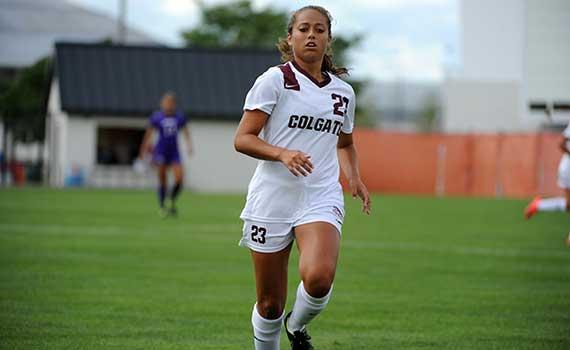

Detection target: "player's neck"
[293, 58, 324, 82]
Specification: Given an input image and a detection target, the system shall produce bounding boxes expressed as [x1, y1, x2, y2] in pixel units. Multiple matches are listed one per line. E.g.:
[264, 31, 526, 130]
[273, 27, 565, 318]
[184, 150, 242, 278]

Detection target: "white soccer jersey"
[240, 61, 355, 223]
[559, 122, 570, 189]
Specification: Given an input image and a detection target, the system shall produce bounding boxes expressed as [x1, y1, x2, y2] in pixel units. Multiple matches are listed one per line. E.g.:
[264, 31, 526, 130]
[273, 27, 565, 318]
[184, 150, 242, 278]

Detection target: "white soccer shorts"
[239, 205, 344, 253]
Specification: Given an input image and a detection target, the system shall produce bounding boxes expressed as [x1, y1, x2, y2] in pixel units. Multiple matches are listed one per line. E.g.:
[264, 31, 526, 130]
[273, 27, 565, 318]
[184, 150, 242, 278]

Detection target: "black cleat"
[284, 311, 314, 350]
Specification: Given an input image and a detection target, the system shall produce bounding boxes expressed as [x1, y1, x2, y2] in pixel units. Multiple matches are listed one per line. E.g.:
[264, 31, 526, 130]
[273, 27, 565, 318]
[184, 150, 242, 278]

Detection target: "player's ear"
[287, 32, 292, 46]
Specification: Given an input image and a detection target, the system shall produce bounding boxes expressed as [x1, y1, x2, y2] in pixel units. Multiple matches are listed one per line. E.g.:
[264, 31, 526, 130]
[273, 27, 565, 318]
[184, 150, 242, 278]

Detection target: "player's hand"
[350, 178, 371, 215]
[139, 145, 153, 160]
[278, 149, 313, 177]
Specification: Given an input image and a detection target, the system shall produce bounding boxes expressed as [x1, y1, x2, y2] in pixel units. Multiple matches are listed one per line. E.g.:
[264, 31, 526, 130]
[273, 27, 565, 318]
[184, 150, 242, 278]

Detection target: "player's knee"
[303, 267, 335, 298]
[256, 298, 284, 320]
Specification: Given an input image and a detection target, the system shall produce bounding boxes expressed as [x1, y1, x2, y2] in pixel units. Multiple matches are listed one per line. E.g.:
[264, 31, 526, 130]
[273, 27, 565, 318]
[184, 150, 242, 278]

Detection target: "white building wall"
[444, 0, 570, 132]
[443, 0, 527, 133]
[66, 117, 96, 176]
[183, 121, 257, 193]
[525, 0, 570, 101]
[460, 0, 525, 82]
[443, 80, 520, 132]
[46, 79, 69, 186]
[52, 113, 68, 186]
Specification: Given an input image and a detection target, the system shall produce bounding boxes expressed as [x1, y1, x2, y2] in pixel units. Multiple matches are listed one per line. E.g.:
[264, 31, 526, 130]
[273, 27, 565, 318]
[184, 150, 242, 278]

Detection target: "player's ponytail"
[322, 49, 348, 77]
[277, 5, 349, 77]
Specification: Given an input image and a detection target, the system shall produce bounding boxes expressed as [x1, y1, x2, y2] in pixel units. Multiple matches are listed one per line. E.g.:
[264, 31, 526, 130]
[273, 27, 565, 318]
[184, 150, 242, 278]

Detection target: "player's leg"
[168, 163, 184, 214]
[152, 151, 168, 214]
[286, 222, 339, 348]
[250, 244, 292, 350]
[525, 196, 567, 219]
[564, 188, 570, 247]
[157, 165, 168, 215]
[526, 156, 570, 219]
[525, 191, 569, 219]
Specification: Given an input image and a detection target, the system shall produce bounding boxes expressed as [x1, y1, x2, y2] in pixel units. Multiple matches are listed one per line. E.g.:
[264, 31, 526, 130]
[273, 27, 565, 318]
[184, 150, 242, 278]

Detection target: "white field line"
[1, 223, 568, 259]
[0, 223, 240, 235]
[343, 241, 570, 259]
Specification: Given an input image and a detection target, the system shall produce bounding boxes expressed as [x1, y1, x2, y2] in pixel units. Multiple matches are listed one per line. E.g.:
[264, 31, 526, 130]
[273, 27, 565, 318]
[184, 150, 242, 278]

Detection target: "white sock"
[252, 303, 284, 350]
[287, 282, 332, 332]
[537, 197, 567, 212]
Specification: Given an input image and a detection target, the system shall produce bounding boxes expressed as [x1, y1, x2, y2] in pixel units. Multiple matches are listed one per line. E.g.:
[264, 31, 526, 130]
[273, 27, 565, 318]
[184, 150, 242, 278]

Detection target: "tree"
[182, 1, 369, 123]
[181, 0, 361, 69]
[0, 56, 51, 184]
[183, 0, 287, 49]
[0, 56, 51, 144]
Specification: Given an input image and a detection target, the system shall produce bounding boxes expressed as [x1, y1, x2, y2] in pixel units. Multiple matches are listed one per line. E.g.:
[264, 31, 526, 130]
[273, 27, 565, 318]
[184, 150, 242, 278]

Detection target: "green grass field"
[0, 188, 568, 349]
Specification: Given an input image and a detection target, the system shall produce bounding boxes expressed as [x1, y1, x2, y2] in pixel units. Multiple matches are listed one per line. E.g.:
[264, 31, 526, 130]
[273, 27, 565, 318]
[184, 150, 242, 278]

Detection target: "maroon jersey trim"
[291, 60, 331, 88]
[278, 63, 300, 91]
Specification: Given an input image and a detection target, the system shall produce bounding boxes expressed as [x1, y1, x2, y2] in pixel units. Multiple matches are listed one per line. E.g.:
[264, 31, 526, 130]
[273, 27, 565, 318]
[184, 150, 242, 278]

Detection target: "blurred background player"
[525, 122, 570, 244]
[139, 92, 192, 217]
[234, 5, 371, 350]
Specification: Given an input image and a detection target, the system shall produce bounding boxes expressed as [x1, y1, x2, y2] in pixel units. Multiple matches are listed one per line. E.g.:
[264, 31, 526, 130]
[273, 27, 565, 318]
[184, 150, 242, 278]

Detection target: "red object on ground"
[524, 196, 541, 219]
[9, 162, 26, 186]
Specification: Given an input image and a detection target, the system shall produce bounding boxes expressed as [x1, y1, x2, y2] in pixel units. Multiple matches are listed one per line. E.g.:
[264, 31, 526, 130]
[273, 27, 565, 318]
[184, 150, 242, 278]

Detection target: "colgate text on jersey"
[287, 115, 344, 135]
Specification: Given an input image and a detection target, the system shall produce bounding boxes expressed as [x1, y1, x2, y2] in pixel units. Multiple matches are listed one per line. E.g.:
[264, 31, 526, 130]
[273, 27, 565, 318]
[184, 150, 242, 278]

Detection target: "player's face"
[288, 9, 331, 65]
[161, 96, 176, 115]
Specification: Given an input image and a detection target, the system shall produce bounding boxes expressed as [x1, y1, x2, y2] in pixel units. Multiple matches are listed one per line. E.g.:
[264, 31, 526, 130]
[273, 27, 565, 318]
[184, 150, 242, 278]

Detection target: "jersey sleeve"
[177, 114, 188, 128]
[149, 113, 160, 129]
[243, 67, 281, 115]
[340, 88, 356, 134]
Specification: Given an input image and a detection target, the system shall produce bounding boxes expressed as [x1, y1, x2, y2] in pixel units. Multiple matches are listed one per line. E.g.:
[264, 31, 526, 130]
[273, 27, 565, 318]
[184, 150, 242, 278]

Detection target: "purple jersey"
[149, 111, 187, 165]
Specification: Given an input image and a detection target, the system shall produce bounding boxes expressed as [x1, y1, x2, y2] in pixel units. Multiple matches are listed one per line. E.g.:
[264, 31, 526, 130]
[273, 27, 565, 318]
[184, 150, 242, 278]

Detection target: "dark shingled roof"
[54, 42, 281, 120]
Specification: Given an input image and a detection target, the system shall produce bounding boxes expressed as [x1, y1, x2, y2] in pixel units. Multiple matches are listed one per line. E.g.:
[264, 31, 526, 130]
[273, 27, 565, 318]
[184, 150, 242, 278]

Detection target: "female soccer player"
[139, 92, 192, 217]
[525, 122, 570, 245]
[234, 6, 371, 349]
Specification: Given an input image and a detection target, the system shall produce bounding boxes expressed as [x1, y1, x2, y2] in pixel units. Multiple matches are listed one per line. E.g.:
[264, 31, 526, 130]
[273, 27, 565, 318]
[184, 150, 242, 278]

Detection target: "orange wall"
[346, 130, 563, 198]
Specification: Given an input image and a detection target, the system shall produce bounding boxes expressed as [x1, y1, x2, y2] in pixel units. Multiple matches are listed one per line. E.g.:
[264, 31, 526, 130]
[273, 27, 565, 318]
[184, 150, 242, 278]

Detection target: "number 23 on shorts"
[251, 225, 267, 244]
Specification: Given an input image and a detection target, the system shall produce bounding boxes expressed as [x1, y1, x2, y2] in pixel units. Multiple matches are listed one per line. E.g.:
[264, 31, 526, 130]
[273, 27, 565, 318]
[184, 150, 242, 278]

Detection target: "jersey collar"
[290, 60, 331, 88]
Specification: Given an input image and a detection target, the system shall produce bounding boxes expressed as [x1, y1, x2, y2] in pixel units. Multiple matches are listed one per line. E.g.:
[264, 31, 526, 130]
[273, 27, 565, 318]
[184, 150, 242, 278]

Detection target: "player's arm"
[138, 127, 154, 159]
[560, 137, 570, 155]
[234, 109, 313, 177]
[182, 125, 193, 156]
[337, 132, 371, 214]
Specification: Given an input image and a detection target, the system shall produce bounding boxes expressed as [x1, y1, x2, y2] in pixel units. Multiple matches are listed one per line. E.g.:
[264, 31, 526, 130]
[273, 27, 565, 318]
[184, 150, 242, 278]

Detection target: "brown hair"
[161, 91, 177, 101]
[276, 5, 349, 77]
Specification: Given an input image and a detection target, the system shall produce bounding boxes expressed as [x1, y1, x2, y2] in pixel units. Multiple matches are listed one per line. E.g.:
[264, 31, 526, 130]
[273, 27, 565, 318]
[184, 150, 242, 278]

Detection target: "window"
[96, 127, 144, 165]
[529, 101, 570, 113]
